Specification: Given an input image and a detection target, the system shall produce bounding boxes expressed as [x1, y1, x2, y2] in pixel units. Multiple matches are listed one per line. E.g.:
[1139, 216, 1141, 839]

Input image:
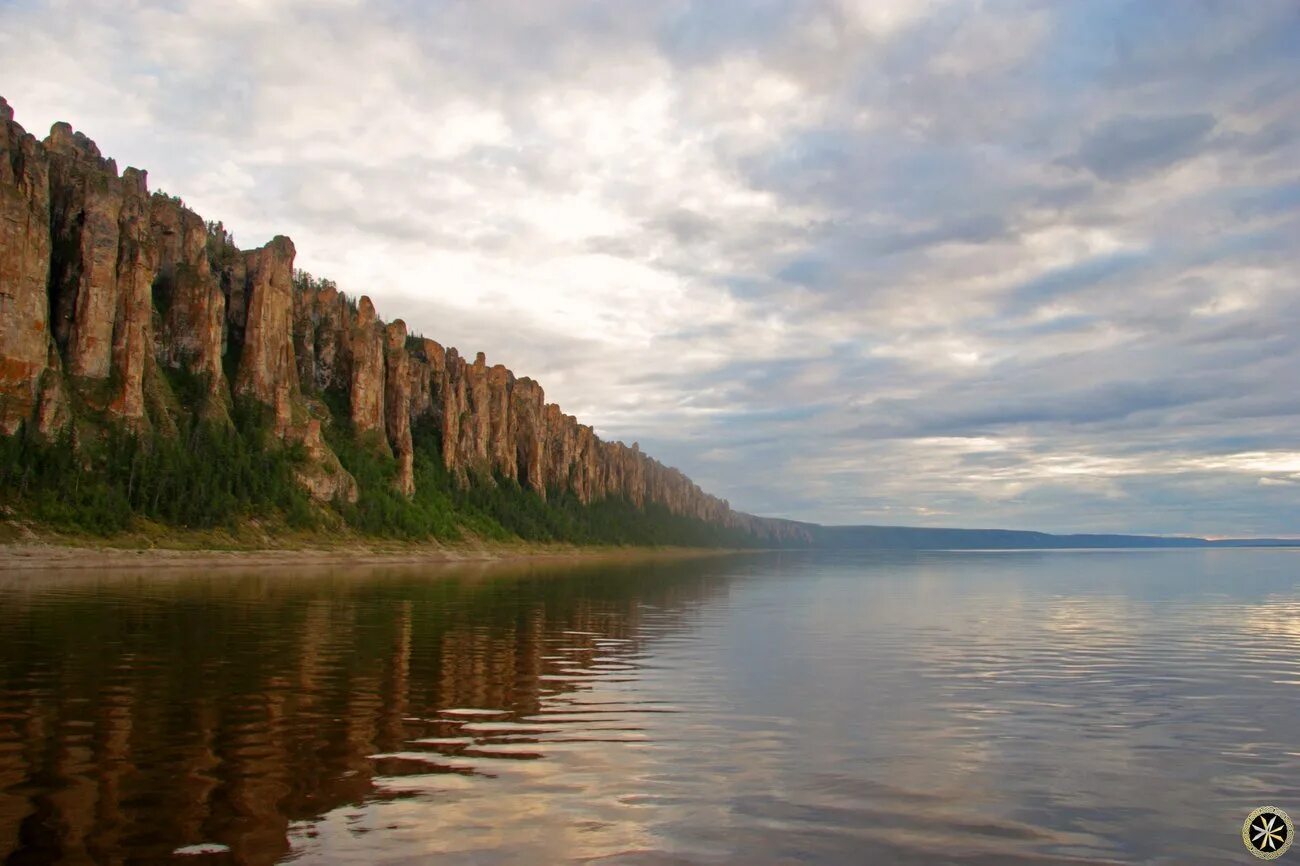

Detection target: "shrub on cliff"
[0, 399, 315, 533]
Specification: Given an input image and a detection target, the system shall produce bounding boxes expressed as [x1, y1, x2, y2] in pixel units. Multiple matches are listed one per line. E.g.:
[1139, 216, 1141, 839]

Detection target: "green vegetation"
[1, 392, 752, 548]
[322, 414, 466, 541]
[315, 403, 756, 547]
[152, 189, 185, 209]
[292, 269, 359, 313]
[204, 220, 240, 271]
[455, 475, 758, 547]
[292, 269, 338, 295]
[0, 397, 314, 535]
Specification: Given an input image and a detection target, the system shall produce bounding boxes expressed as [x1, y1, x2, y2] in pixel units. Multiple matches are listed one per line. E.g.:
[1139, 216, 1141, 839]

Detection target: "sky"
[1, 0, 1298, 536]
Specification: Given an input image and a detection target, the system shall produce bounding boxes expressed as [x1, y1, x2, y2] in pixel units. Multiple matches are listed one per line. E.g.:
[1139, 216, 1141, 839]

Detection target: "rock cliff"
[0, 97, 58, 435]
[0, 97, 810, 545]
[150, 194, 228, 419]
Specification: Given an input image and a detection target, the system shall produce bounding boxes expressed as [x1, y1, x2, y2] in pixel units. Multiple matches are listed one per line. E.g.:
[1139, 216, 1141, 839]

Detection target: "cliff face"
[0, 97, 57, 435]
[150, 195, 227, 418]
[0, 97, 810, 545]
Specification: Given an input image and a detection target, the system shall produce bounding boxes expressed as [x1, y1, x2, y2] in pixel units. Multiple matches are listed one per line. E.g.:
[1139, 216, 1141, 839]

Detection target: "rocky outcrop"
[239, 238, 358, 504]
[292, 275, 359, 437]
[107, 167, 154, 422]
[235, 236, 298, 405]
[150, 194, 227, 417]
[348, 296, 387, 445]
[2, 98, 165, 435]
[400, 337, 794, 536]
[0, 96, 810, 542]
[0, 96, 54, 434]
[461, 352, 491, 468]
[42, 120, 161, 427]
[407, 339, 435, 424]
[215, 224, 248, 352]
[45, 120, 121, 383]
[291, 413, 357, 504]
[0, 101, 357, 501]
[384, 320, 414, 497]
[511, 378, 546, 495]
[283, 280, 796, 535]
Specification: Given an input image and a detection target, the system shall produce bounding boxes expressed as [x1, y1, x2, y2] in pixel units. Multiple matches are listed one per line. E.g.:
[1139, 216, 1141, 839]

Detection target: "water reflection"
[0, 558, 736, 864]
[0, 550, 1297, 864]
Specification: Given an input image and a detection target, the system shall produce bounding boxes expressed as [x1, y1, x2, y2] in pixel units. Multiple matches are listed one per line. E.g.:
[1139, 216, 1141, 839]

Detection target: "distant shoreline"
[4, 520, 1296, 574]
[0, 538, 745, 573]
[3, 539, 1296, 575]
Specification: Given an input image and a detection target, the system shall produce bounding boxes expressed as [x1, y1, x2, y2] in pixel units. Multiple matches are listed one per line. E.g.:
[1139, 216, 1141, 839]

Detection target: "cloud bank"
[3, 0, 1297, 534]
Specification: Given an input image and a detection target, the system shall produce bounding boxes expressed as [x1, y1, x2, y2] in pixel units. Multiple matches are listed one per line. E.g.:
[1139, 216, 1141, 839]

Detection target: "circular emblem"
[1243, 806, 1293, 860]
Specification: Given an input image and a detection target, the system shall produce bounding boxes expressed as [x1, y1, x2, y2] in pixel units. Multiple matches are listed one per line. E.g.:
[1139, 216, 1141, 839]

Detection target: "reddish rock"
[348, 296, 387, 446]
[231, 237, 358, 502]
[41, 120, 161, 426]
[45, 120, 122, 384]
[485, 363, 515, 480]
[235, 236, 299, 405]
[150, 194, 227, 415]
[424, 342, 472, 480]
[511, 378, 546, 495]
[0, 94, 811, 542]
[542, 404, 576, 493]
[407, 340, 435, 423]
[292, 280, 350, 395]
[107, 167, 154, 423]
[421, 338, 467, 478]
[461, 352, 491, 469]
[295, 416, 359, 504]
[384, 320, 414, 497]
[0, 97, 53, 434]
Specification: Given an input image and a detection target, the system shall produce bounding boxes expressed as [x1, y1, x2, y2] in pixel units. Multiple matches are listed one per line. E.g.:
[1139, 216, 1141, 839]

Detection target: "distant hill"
[812, 525, 1300, 550]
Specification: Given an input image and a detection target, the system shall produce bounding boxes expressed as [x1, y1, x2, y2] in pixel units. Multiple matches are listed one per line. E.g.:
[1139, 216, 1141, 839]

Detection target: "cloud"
[1, 0, 1297, 535]
[1070, 113, 1217, 181]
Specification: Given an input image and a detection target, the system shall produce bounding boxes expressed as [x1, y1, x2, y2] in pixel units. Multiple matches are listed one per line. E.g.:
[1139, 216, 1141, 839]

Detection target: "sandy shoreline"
[0, 540, 744, 572]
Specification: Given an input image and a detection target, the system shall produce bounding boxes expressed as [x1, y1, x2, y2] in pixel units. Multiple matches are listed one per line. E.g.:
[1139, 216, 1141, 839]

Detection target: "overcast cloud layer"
[3, 0, 1298, 535]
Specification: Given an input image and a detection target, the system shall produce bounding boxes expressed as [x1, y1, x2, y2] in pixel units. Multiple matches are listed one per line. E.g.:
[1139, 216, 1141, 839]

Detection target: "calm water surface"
[0, 550, 1297, 864]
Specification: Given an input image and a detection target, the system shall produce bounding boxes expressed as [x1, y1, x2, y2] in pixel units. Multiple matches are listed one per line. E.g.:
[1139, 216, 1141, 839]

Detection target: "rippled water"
[0, 549, 1297, 864]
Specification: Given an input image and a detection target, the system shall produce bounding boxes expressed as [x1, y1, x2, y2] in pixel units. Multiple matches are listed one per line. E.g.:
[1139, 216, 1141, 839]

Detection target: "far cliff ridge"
[0, 94, 808, 545]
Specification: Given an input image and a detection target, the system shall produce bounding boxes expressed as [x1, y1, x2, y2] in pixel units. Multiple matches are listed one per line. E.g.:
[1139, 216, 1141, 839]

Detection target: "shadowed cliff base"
[0, 95, 810, 549]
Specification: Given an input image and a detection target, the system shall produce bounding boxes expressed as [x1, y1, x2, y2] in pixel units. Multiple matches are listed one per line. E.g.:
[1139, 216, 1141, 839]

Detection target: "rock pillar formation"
[235, 236, 298, 405]
[0, 95, 811, 542]
[0, 96, 55, 434]
[349, 296, 387, 447]
[150, 194, 228, 417]
[384, 320, 414, 497]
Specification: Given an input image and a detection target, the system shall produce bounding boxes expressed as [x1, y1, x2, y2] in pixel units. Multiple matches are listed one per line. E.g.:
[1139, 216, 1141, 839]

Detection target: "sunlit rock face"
[1, 102, 358, 500]
[348, 295, 387, 446]
[42, 118, 158, 428]
[0, 97, 55, 435]
[511, 378, 546, 496]
[235, 236, 298, 406]
[0, 95, 811, 541]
